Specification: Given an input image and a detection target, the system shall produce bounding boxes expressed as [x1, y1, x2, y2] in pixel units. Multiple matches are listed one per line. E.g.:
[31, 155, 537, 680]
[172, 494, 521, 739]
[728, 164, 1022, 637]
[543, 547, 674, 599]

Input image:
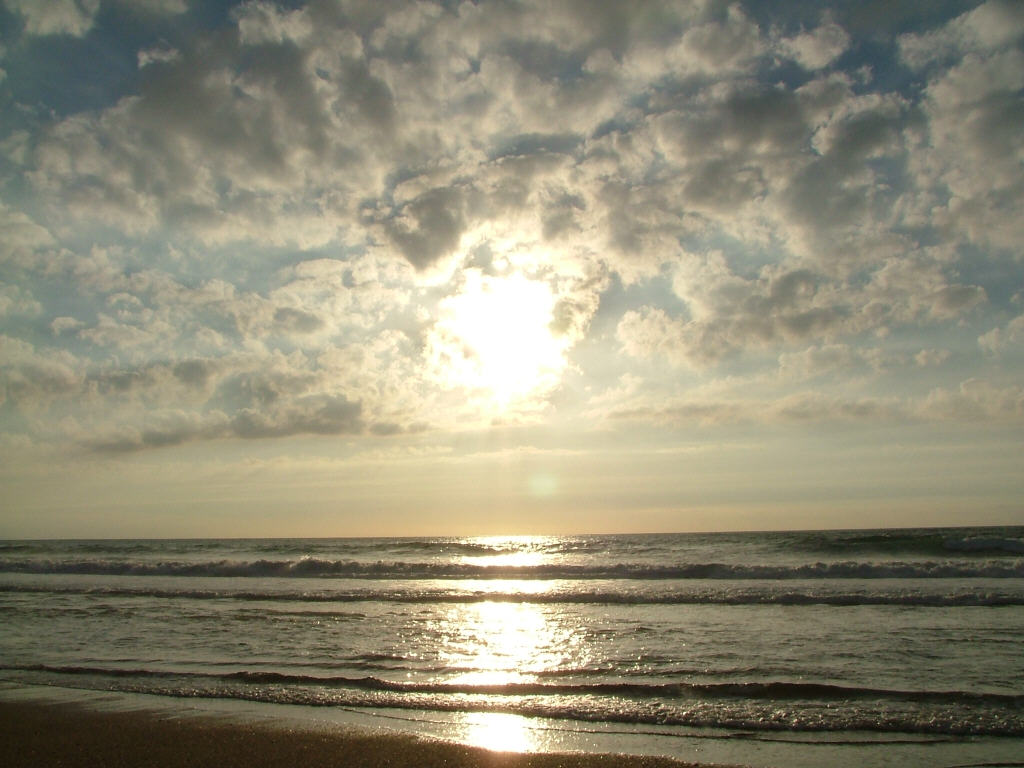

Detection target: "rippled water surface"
[2, 528, 1023, 767]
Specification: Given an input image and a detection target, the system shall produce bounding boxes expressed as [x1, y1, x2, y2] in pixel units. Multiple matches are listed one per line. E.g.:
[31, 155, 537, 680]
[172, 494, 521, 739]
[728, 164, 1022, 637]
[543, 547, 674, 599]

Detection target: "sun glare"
[461, 535, 553, 568]
[434, 595, 584, 753]
[458, 711, 539, 753]
[432, 271, 567, 405]
[442, 601, 552, 687]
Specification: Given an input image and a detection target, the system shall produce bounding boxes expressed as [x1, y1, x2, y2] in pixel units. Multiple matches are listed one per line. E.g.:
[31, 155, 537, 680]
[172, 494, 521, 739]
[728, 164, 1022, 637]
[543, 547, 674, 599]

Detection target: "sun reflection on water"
[430, 537, 588, 753]
[456, 579, 551, 595]
[440, 601, 558, 752]
[465, 550, 548, 568]
[458, 711, 540, 753]
[460, 535, 556, 569]
[442, 600, 555, 686]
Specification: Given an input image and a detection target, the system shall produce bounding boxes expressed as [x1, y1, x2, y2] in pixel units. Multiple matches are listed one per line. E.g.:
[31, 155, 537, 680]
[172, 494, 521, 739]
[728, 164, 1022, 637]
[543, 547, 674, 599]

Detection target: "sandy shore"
[0, 700, 725, 768]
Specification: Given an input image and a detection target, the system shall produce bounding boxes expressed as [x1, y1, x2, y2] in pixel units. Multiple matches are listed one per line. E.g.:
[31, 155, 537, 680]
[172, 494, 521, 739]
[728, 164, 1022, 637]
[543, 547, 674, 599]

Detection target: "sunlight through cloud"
[428, 270, 568, 407]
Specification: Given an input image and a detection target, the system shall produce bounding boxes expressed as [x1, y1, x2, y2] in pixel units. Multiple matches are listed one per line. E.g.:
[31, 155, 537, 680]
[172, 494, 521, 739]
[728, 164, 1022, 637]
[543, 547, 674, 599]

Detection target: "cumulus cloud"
[385, 186, 467, 271]
[230, 393, 364, 440]
[0, 283, 41, 317]
[779, 20, 850, 70]
[777, 344, 889, 381]
[899, 1, 1024, 253]
[617, 253, 854, 368]
[979, 314, 1024, 354]
[3, 0, 185, 37]
[3, 0, 100, 37]
[1, 0, 1021, 461]
[899, 0, 1024, 69]
[0, 204, 55, 267]
[0, 335, 82, 409]
[920, 379, 1024, 422]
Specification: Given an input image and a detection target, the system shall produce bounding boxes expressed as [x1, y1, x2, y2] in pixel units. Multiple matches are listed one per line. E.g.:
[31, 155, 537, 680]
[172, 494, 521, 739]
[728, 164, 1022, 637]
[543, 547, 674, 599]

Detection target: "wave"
[247, 539, 543, 557]
[0, 537, 588, 559]
[9, 664, 1022, 706]
[2, 557, 1022, 580]
[6, 664, 1023, 737]
[3, 582, 1023, 606]
[944, 536, 1024, 554]
[4, 529, 1023, 560]
[784, 529, 1024, 558]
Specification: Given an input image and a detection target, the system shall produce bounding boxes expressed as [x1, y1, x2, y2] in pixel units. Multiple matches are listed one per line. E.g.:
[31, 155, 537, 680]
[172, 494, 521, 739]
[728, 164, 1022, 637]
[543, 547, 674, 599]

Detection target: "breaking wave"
[2, 582, 1022, 607]
[2, 557, 1023, 580]
[5, 664, 1023, 737]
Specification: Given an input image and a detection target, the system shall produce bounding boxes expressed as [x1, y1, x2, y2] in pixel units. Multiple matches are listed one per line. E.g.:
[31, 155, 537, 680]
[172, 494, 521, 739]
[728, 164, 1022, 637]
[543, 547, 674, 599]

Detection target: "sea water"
[1, 528, 1023, 767]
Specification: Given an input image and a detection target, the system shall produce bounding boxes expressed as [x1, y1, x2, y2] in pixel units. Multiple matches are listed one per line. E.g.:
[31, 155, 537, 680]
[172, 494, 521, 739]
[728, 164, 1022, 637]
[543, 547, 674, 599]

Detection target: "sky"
[1, 0, 1022, 538]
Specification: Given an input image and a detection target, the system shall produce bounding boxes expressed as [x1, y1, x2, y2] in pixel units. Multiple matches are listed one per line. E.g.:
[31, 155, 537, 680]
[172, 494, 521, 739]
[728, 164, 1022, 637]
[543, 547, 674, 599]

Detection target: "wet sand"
[0, 700, 727, 768]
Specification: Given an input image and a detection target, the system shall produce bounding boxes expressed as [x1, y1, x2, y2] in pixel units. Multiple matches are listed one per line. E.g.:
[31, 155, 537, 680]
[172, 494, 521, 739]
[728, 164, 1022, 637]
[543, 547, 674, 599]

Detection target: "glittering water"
[1, 528, 1023, 766]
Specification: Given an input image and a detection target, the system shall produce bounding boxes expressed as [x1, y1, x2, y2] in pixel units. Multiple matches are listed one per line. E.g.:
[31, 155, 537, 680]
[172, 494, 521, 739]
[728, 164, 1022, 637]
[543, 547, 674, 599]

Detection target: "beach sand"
[0, 700, 728, 768]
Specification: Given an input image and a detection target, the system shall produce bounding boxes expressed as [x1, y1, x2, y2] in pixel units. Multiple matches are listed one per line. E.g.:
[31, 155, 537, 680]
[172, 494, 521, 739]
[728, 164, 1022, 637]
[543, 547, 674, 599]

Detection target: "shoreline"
[5, 683, 1024, 768]
[0, 697, 720, 768]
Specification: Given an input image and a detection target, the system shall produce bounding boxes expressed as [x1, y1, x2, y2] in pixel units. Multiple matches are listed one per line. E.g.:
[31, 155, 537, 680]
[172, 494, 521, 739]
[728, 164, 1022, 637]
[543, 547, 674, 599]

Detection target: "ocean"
[1, 528, 1023, 768]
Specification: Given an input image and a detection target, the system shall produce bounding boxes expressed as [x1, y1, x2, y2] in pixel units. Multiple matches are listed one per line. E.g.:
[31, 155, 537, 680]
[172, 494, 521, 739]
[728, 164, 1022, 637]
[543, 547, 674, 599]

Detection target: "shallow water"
[2, 528, 1023, 767]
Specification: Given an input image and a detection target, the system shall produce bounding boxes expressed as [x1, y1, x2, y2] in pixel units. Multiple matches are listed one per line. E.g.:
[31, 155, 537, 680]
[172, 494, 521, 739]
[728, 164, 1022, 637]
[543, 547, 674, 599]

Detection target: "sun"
[430, 270, 567, 405]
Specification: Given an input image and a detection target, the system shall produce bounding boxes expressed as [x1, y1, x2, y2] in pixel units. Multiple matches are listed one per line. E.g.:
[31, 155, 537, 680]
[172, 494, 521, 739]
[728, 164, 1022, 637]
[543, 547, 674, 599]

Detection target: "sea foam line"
[7, 664, 1023, 706]
[2, 583, 1023, 606]
[5, 665, 1023, 737]
[1, 558, 1023, 579]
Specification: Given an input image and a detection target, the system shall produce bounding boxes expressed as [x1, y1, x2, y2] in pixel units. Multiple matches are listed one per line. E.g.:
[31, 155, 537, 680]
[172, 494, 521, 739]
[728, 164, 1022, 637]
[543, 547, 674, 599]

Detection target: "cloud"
[920, 379, 1024, 422]
[928, 284, 987, 319]
[132, 0, 187, 14]
[979, 314, 1024, 354]
[898, 0, 1024, 69]
[779, 19, 851, 70]
[602, 380, 1024, 428]
[385, 186, 467, 271]
[899, 2, 1024, 253]
[617, 252, 858, 368]
[234, 1, 315, 46]
[0, 204, 55, 268]
[604, 391, 906, 427]
[229, 393, 364, 440]
[623, 3, 764, 79]
[25, 13, 385, 246]
[0, 335, 82, 409]
[50, 316, 84, 336]
[81, 386, 366, 453]
[0, 282, 41, 317]
[777, 344, 881, 381]
[2, 0, 186, 38]
[618, 242, 989, 370]
[1, 0, 1022, 461]
[85, 409, 229, 454]
[271, 307, 324, 335]
[914, 348, 951, 368]
[3, 0, 100, 37]
[672, 4, 766, 74]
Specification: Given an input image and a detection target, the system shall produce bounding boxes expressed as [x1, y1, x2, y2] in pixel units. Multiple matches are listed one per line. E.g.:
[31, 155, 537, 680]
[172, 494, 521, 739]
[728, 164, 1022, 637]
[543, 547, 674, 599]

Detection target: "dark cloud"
[1, 359, 80, 406]
[172, 359, 215, 387]
[369, 421, 404, 436]
[385, 186, 466, 270]
[606, 392, 906, 427]
[230, 394, 364, 439]
[272, 307, 324, 334]
[88, 392, 365, 453]
[929, 285, 987, 319]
